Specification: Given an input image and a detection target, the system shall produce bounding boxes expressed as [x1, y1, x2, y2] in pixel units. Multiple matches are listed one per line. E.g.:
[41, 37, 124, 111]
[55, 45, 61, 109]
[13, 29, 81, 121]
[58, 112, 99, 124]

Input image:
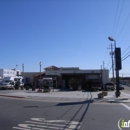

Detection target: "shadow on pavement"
[24, 105, 55, 108]
[56, 100, 93, 106]
[55, 92, 93, 129]
[24, 106, 38, 108]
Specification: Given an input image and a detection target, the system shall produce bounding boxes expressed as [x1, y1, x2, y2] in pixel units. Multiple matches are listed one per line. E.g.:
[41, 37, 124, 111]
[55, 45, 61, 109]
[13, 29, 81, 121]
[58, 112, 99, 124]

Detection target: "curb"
[0, 95, 26, 98]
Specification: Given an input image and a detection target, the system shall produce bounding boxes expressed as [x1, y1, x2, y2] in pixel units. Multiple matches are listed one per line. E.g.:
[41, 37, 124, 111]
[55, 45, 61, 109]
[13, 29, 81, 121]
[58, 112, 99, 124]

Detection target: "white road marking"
[31, 118, 80, 124]
[13, 127, 30, 130]
[26, 121, 67, 127]
[120, 103, 130, 111]
[13, 118, 81, 130]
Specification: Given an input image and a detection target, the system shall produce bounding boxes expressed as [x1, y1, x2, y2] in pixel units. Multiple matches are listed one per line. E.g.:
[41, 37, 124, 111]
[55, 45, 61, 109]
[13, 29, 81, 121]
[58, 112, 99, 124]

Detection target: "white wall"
[0, 69, 21, 78]
[102, 69, 109, 85]
[0, 69, 3, 78]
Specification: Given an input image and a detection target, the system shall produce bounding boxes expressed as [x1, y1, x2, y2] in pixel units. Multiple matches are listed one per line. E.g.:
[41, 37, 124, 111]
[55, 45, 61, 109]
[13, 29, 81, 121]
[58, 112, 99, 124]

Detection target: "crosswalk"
[13, 118, 82, 130]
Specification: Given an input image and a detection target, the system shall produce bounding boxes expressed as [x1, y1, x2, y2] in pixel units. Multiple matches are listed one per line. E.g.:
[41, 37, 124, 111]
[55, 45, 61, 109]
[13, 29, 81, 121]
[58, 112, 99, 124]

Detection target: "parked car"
[0, 82, 14, 90]
[119, 84, 124, 90]
[115, 84, 124, 90]
[105, 82, 115, 91]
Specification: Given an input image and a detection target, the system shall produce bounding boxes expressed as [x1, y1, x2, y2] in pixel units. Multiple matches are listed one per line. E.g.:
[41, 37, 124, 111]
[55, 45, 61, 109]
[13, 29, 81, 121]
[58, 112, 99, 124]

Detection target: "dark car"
[119, 84, 124, 90]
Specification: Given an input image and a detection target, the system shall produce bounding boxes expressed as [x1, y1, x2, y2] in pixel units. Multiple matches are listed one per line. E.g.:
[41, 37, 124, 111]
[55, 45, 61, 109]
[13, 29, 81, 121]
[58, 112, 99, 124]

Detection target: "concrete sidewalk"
[0, 89, 130, 103]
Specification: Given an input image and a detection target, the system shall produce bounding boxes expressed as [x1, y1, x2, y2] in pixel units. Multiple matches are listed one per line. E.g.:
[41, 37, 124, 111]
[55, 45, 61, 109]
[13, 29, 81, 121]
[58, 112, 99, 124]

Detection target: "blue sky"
[0, 0, 130, 77]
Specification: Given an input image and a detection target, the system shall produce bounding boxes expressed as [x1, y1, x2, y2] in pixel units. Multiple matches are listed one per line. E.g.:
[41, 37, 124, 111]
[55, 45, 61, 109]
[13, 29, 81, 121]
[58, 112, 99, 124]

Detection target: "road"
[0, 92, 130, 130]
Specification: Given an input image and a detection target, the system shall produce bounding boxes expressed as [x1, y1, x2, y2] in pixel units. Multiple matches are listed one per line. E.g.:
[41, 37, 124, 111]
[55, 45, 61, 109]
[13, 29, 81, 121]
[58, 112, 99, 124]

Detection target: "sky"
[0, 0, 130, 77]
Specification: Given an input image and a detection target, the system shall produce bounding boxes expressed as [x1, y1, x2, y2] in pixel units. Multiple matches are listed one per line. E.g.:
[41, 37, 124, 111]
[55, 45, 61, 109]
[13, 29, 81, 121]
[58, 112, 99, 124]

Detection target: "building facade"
[21, 72, 40, 84]
[0, 69, 21, 79]
[32, 66, 109, 89]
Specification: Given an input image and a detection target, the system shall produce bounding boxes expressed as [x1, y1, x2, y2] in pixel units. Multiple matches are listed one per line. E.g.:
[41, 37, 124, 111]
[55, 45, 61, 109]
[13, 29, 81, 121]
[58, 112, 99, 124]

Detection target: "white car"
[0, 82, 14, 90]
[105, 82, 115, 91]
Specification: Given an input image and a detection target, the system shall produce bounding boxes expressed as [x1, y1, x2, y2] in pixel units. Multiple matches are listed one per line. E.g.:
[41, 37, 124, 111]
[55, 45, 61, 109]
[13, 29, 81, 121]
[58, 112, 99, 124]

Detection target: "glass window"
[4, 71, 6, 74]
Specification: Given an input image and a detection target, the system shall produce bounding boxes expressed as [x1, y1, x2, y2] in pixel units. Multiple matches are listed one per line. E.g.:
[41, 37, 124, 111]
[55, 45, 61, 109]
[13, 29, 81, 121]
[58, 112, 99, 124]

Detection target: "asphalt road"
[0, 96, 130, 130]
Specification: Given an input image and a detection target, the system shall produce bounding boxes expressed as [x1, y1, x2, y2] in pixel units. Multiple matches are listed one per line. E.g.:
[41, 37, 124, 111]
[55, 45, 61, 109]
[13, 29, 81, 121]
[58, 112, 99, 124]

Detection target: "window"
[4, 71, 6, 74]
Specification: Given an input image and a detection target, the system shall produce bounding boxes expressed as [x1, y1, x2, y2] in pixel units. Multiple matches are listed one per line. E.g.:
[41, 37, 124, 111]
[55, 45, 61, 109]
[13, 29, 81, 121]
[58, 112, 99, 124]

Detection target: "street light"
[39, 62, 42, 79]
[22, 64, 24, 90]
[22, 64, 24, 76]
[108, 36, 120, 97]
[16, 65, 18, 76]
[39, 62, 42, 91]
[108, 37, 116, 48]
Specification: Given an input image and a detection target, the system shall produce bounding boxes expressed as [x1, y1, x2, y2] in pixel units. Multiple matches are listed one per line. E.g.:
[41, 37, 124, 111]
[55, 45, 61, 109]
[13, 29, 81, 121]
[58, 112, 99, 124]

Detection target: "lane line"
[26, 121, 70, 127]
[120, 103, 130, 111]
[13, 127, 30, 130]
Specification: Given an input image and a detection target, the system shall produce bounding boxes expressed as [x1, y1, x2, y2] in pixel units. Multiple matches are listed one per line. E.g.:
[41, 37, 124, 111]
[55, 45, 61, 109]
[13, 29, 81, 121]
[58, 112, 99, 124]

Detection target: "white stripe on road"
[13, 127, 30, 130]
[26, 121, 72, 127]
[13, 118, 81, 130]
[120, 103, 130, 111]
[31, 118, 80, 124]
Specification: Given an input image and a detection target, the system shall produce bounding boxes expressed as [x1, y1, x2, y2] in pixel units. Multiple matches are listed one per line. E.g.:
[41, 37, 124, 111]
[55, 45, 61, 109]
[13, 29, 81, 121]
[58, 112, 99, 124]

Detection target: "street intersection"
[0, 86, 130, 130]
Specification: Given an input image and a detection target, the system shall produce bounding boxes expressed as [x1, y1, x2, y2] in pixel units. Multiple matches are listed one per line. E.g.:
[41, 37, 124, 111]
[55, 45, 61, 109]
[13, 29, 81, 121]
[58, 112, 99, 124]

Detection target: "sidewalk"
[0, 89, 130, 103]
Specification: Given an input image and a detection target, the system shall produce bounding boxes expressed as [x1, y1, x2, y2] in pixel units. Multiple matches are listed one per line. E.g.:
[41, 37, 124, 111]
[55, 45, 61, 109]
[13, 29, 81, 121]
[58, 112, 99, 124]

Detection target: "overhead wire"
[103, 49, 109, 61]
[113, 0, 125, 37]
[106, 59, 111, 69]
[112, 0, 120, 36]
[122, 50, 130, 59]
[121, 45, 130, 60]
[102, 48, 110, 69]
[119, 24, 130, 46]
[116, 12, 130, 41]
[122, 53, 130, 61]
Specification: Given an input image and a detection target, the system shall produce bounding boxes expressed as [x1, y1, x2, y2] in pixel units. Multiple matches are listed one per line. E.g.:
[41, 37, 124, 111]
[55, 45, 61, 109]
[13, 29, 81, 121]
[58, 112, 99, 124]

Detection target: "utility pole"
[103, 61, 105, 69]
[101, 65, 103, 84]
[108, 44, 115, 83]
[111, 43, 115, 83]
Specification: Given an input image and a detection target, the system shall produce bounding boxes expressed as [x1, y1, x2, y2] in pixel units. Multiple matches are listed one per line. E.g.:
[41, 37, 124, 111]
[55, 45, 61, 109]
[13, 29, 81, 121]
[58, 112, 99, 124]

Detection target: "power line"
[119, 23, 130, 46]
[122, 50, 130, 59]
[122, 53, 130, 61]
[112, 0, 120, 36]
[122, 45, 130, 55]
[103, 48, 110, 68]
[113, 0, 125, 37]
[103, 49, 109, 61]
[116, 12, 130, 41]
[106, 61, 111, 68]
